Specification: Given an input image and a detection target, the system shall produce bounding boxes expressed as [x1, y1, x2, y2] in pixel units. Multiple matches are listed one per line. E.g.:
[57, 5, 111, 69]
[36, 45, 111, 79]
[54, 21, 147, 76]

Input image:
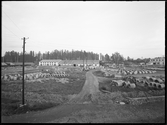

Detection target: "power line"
[2, 34, 21, 38]
[2, 10, 24, 36]
[2, 24, 20, 38]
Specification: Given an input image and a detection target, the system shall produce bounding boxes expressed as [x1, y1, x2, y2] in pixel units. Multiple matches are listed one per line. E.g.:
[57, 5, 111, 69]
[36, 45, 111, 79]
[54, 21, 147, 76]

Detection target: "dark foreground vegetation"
[1, 69, 86, 116]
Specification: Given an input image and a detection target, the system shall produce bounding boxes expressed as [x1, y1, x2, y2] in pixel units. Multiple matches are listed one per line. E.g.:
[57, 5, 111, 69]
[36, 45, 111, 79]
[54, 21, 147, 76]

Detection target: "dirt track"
[68, 71, 100, 103]
[1, 70, 165, 123]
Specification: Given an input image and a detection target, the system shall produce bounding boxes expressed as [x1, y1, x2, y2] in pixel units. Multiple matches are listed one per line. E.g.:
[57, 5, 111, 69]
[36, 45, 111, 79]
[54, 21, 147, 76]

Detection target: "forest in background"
[2, 49, 99, 63]
[2, 49, 150, 65]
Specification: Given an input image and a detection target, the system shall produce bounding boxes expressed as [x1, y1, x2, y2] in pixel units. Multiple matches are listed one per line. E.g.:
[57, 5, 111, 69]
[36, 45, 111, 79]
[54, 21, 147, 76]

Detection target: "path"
[68, 71, 100, 103]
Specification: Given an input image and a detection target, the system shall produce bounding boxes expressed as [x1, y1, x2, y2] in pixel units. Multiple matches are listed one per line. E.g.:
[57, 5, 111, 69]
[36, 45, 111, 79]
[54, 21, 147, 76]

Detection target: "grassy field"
[47, 100, 165, 123]
[1, 66, 41, 75]
[1, 67, 86, 116]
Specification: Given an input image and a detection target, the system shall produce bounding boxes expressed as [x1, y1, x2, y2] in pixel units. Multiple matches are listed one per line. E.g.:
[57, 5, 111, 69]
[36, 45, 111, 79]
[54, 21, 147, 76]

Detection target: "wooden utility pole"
[21, 37, 28, 106]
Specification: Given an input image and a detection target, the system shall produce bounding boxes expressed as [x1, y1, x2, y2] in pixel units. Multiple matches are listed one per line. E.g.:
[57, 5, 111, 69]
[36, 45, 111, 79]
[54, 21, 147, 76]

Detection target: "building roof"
[150, 57, 165, 61]
[39, 59, 99, 64]
[62, 60, 99, 64]
[40, 59, 62, 63]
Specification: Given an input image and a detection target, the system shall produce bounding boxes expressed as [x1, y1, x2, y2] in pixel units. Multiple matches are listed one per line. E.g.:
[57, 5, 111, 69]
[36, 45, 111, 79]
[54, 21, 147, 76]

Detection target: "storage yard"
[94, 66, 165, 106]
[2, 1, 165, 123]
[1, 64, 165, 123]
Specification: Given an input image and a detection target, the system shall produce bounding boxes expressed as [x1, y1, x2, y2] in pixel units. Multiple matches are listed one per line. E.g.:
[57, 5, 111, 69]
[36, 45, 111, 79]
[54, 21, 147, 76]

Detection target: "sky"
[2, 1, 165, 59]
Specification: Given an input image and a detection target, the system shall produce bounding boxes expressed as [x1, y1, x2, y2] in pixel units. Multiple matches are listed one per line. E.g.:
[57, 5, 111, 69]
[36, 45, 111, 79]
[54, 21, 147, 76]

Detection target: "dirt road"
[68, 71, 100, 103]
[1, 71, 165, 123]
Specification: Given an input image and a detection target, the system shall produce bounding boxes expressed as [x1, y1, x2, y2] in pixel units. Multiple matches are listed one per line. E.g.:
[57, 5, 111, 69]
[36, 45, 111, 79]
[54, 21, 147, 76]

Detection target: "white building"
[39, 59, 99, 67]
[148, 57, 165, 65]
[62, 60, 99, 67]
[39, 59, 62, 66]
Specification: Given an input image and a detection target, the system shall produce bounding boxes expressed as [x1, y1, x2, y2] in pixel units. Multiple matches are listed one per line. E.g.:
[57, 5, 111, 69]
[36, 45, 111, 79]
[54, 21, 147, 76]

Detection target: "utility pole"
[21, 37, 28, 106]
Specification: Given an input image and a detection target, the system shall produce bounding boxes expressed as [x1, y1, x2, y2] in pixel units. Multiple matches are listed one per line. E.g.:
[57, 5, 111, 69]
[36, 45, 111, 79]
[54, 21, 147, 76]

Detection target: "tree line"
[2, 50, 99, 63]
[103, 52, 150, 65]
[2, 50, 150, 65]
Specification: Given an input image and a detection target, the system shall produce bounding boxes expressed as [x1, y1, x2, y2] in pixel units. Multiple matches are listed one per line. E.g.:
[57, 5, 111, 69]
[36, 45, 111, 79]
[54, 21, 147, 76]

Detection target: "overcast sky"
[2, 1, 165, 59]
